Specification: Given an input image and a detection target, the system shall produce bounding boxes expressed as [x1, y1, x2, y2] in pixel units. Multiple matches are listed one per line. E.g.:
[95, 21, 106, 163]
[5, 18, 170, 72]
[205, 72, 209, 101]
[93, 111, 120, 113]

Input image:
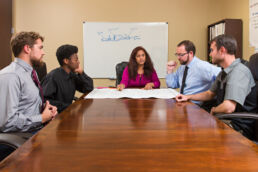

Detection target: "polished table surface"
[1, 98, 258, 171]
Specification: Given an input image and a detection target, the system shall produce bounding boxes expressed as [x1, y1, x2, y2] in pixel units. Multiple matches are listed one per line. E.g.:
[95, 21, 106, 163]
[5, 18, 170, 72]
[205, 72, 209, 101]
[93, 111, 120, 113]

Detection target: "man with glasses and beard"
[166, 40, 220, 105]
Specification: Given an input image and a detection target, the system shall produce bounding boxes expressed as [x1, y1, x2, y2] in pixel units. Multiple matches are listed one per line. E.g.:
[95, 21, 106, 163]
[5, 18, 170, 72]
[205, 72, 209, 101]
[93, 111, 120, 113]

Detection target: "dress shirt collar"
[223, 58, 240, 74]
[14, 58, 33, 73]
[185, 56, 198, 68]
[59, 67, 73, 79]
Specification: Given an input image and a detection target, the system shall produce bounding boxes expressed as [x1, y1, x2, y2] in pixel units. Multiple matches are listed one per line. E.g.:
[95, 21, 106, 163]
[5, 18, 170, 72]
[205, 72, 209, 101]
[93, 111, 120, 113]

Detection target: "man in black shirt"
[42, 44, 93, 112]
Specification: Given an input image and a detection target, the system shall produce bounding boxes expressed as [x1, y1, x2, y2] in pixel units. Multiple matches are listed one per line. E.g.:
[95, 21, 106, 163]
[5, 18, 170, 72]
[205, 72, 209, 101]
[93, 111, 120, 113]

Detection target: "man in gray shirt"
[175, 35, 257, 140]
[0, 31, 57, 133]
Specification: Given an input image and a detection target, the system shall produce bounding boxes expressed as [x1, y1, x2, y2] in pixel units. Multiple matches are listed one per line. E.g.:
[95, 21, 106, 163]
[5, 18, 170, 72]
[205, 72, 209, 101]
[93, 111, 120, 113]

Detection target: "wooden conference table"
[1, 97, 258, 171]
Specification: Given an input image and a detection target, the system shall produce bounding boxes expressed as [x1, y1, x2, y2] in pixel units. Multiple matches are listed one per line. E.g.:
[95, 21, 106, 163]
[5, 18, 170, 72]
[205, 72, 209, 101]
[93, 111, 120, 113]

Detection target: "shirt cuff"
[31, 114, 43, 124]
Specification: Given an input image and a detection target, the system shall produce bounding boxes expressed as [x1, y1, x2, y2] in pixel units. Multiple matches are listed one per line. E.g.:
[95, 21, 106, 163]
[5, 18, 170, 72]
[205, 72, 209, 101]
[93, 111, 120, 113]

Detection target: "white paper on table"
[84, 88, 179, 99]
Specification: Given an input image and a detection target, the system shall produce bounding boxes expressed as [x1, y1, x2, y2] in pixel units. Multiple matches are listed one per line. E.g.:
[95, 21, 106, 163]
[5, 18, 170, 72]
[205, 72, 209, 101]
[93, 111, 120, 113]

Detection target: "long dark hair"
[128, 46, 154, 79]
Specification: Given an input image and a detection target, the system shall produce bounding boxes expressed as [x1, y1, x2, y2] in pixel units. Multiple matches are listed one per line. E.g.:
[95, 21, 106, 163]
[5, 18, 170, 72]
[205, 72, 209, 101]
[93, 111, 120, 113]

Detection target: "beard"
[212, 56, 223, 65]
[179, 54, 189, 65]
[180, 60, 187, 65]
[31, 58, 42, 68]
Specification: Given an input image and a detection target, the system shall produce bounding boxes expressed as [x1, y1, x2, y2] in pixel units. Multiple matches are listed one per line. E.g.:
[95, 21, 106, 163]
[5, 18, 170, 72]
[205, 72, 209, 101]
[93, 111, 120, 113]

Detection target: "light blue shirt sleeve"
[204, 62, 221, 83]
[165, 57, 221, 105]
[183, 60, 221, 95]
[165, 66, 181, 89]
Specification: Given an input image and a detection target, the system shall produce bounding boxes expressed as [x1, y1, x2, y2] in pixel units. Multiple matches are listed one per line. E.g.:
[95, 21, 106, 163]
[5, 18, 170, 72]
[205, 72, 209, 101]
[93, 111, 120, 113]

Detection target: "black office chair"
[215, 53, 258, 142]
[0, 132, 32, 161]
[115, 61, 128, 86]
[34, 61, 47, 83]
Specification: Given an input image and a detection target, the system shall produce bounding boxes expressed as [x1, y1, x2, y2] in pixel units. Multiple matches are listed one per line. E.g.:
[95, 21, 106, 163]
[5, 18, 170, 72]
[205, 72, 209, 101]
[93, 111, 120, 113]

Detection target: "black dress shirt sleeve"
[73, 72, 94, 93]
[42, 75, 70, 113]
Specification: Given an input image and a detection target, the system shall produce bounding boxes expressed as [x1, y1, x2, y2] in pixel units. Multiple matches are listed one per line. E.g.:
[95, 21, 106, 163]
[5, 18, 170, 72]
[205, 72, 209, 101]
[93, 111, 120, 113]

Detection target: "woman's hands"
[144, 83, 154, 90]
[117, 83, 154, 90]
[117, 84, 125, 91]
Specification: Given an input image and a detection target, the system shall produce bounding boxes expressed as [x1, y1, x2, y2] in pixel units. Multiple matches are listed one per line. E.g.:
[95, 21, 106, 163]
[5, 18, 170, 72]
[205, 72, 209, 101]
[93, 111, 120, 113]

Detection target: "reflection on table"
[1, 98, 258, 171]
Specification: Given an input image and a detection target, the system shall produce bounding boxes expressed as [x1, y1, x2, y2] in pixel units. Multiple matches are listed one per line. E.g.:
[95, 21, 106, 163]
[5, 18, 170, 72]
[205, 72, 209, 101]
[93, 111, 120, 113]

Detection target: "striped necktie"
[32, 69, 44, 112]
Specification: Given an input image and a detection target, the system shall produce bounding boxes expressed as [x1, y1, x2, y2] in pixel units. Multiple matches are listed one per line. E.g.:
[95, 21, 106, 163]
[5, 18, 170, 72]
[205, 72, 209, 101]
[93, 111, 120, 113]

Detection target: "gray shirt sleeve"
[0, 73, 42, 132]
[224, 69, 254, 106]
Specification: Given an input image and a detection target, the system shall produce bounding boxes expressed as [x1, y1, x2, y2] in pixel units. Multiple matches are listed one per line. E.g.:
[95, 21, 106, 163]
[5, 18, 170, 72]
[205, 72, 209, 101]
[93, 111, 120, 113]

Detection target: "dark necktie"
[180, 66, 189, 94]
[217, 69, 227, 105]
[32, 69, 44, 112]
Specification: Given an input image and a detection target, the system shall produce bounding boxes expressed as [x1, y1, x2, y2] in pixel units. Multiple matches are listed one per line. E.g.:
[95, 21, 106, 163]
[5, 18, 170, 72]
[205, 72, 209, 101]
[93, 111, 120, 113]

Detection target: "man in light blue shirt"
[166, 40, 220, 105]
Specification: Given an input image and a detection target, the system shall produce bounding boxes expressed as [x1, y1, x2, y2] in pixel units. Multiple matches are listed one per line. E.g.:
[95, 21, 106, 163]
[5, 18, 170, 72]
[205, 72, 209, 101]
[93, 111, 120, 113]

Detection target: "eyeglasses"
[174, 53, 188, 57]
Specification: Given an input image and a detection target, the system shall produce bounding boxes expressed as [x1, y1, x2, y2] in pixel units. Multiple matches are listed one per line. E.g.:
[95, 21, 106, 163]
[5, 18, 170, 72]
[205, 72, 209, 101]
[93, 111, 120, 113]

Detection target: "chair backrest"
[0, 132, 32, 161]
[34, 61, 47, 83]
[248, 53, 258, 82]
[248, 53, 258, 141]
[248, 53, 258, 107]
[115, 61, 128, 86]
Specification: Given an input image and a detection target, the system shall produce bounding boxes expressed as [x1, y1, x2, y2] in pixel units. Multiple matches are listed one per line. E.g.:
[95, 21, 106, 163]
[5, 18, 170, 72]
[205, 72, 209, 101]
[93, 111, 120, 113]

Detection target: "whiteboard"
[83, 22, 168, 78]
[250, 0, 258, 52]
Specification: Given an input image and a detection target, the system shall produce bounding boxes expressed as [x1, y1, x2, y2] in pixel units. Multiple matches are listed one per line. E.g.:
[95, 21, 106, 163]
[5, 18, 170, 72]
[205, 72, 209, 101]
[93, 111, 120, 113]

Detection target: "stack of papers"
[84, 88, 179, 99]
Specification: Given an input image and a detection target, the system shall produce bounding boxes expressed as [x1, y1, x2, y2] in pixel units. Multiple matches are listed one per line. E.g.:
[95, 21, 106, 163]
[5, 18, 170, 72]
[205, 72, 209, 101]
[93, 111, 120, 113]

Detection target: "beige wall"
[213, 0, 255, 60]
[13, 0, 253, 90]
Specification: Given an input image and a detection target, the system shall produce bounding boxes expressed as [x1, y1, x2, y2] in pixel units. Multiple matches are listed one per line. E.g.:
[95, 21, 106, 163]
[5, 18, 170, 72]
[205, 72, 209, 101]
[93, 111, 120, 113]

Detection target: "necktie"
[180, 66, 189, 94]
[32, 69, 44, 112]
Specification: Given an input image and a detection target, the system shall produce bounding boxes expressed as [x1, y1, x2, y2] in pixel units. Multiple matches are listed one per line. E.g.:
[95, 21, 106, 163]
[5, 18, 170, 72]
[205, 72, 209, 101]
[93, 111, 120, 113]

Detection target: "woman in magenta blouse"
[117, 46, 160, 91]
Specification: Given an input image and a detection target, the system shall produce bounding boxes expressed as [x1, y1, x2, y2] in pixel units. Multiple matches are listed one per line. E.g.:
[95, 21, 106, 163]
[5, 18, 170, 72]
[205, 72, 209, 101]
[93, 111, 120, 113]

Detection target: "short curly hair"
[10, 31, 44, 57]
[210, 34, 237, 55]
[56, 44, 78, 66]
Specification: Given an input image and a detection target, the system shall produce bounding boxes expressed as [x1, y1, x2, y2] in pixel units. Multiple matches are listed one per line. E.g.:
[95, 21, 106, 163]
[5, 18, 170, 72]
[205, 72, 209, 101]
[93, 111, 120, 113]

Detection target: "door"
[0, 0, 12, 69]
